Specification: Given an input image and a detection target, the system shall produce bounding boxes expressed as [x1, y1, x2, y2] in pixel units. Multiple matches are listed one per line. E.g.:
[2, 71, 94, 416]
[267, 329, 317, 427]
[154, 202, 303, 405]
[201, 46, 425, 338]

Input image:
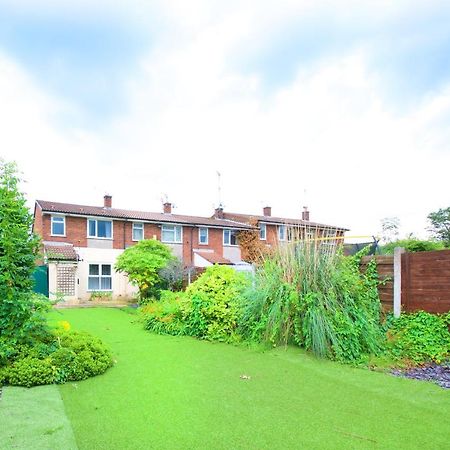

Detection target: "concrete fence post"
[393, 247, 405, 318]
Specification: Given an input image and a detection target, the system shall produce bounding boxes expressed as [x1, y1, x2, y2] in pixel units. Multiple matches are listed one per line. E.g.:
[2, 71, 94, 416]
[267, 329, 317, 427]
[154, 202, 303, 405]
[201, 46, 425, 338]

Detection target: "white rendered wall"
[223, 246, 242, 263]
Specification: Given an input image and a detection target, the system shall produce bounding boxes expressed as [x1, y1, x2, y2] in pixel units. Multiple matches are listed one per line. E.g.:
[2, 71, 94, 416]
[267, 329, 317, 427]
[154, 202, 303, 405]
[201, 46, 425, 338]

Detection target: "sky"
[1, 0, 450, 241]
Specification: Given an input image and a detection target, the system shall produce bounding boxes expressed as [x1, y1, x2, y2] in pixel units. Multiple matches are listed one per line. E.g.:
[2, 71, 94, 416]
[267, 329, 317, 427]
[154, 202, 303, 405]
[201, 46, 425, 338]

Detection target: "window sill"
[223, 244, 239, 247]
[50, 234, 66, 237]
[161, 240, 183, 244]
[87, 237, 113, 240]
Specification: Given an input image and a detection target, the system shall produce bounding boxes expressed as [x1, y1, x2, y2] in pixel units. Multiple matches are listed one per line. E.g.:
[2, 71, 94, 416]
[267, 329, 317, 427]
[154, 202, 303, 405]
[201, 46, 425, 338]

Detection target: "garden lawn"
[46, 309, 450, 448]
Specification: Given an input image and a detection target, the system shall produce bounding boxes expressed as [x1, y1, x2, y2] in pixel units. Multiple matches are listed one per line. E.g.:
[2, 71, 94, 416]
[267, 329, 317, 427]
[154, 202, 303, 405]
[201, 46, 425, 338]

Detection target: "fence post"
[393, 247, 405, 318]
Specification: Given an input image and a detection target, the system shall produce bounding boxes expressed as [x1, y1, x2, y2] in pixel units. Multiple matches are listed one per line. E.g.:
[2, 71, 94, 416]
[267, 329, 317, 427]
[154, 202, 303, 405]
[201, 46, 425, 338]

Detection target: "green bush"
[380, 239, 445, 254]
[142, 290, 188, 336]
[240, 244, 384, 363]
[386, 311, 450, 364]
[184, 266, 250, 342]
[141, 266, 250, 343]
[115, 239, 175, 302]
[0, 330, 113, 387]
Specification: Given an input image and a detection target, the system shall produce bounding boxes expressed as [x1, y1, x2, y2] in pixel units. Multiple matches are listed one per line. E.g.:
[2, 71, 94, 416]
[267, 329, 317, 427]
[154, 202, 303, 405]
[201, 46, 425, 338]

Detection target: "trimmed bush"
[0, 330, 113, 387]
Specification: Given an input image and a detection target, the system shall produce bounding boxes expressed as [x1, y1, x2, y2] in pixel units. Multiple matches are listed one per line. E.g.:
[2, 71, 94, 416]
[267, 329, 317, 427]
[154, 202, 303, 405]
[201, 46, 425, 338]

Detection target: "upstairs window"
[88, 264, 112, 291]
[51, 216, 65, 236]
[278, 225, 286, 241]
[132, 222, 144, 241]
[88, 219, 112, 239]
[223, 229, 238, 246]
[161, 225, 182, 243]
[259, 223, 266, 240]
[199, 227, 208, 245]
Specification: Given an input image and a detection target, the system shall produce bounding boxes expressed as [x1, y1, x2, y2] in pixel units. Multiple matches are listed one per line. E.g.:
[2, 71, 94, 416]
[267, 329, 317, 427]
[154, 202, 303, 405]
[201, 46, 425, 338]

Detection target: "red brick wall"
[39, 214, 88, 246]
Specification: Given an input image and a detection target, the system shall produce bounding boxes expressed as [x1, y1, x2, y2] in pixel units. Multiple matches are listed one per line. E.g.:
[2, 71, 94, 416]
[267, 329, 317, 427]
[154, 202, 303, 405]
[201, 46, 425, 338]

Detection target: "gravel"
[391, 363, 450, 389]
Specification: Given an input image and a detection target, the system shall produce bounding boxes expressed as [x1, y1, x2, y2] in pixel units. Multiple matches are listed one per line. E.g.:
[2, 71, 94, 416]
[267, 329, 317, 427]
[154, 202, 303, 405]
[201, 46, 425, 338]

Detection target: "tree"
[380, 217, 400, 243]
[0, 160, 42, 341]
[428, 207, 450, 246]
[115, 239, 174, 301]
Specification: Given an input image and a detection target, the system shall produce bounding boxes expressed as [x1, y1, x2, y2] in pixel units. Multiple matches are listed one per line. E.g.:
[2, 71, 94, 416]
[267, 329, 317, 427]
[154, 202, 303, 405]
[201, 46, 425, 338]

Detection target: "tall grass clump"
[240, 230, 384, 363]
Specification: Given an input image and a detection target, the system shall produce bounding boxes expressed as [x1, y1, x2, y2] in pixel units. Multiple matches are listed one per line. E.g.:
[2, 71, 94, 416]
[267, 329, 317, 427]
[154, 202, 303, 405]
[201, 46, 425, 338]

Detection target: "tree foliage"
[427, 207, 450, 246]
[115, 239, 174, 301]
[380, 238, 445, 254]
[0, 160, 43, 341]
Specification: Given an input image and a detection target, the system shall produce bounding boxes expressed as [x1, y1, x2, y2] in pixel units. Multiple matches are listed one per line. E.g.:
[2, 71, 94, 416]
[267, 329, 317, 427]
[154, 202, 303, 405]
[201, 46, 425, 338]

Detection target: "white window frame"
[132, 222, 144, 241]
[87, 218, 113, 239]
[87, 263, 113, 292]
[223, 229, 238, 246]
[161, 224, 182, 243]
[278, 225, 287, 241]
[259, 223, 266, 240]
[198, 227, 209, 245]
[51, 215, 66, 236]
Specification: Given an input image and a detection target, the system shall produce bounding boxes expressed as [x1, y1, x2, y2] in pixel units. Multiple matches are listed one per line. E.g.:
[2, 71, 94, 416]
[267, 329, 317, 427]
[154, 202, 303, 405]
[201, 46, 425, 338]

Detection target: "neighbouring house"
[33, 197, 347, 303]
[214, 205, 348, 249]
[32, 196, 253, 303]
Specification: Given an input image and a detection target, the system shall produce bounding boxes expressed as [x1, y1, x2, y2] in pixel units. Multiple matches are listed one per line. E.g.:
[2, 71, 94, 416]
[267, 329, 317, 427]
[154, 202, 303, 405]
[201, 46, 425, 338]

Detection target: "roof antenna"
[217, 171, 223, 208]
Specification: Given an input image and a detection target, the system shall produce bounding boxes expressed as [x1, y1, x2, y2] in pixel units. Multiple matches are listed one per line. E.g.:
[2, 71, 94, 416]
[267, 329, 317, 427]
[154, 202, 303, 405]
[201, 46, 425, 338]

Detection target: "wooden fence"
[360, 255, 394, 311]
[401, 250, 450, 314]
[361, 250, 450, 314]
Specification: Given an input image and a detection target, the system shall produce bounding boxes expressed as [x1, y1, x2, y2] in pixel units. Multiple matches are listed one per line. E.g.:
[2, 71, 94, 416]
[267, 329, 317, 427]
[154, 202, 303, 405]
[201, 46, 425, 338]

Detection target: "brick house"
[33, 196, 253, 303]
[215, 205, 348, 249]
[33, 197, 347, 303]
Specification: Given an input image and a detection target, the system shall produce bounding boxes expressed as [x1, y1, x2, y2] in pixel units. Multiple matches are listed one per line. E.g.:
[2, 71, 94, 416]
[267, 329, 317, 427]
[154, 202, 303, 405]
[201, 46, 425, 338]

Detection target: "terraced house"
[33, 196, 346, 303]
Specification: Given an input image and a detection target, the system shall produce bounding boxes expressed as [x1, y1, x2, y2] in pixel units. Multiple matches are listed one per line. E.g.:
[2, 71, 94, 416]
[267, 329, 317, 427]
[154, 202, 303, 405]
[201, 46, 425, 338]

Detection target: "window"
[88, 264, 112, 291]
[132, 222, 144, 241]
[161, 225, 182, 243]
[223, 229, 238, 246]
[199, 227, 208, 245]
[278, 225, 286, 241]
[88, 219, 112, 239]
[51, 216, 65, 236]
[259, 223, 266, 240]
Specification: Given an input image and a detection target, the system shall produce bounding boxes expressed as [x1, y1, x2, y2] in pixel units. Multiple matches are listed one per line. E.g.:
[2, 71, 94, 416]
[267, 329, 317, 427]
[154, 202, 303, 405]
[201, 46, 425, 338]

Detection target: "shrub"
[381, 239, 445, 254]
[0, 329, 113, 387]
[141, 290, 188, 336]
[240, 243, 384, 363]
[386, 311, 450, 364]
[115, 239, 175, 302]
[0, 160, 44, 342]
[141, 266, 251, 343]
[184, 265, 250, 342]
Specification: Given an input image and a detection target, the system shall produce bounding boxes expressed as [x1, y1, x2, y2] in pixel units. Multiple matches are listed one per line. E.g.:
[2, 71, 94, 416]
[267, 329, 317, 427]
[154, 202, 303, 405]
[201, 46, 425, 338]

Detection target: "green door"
[33, 265, 49, 297]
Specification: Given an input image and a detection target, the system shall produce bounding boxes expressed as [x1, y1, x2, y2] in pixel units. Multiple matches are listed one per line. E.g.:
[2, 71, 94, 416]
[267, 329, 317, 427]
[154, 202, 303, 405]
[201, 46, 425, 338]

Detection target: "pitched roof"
[36, 200, 252, 230]
[194, 251, 231, 265]
[43, 242, 78, 261]
[221, 212, 349, 231]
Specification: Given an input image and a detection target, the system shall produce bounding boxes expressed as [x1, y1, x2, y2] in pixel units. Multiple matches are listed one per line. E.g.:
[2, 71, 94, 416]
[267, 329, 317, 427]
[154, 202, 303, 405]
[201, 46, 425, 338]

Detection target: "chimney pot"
[163, 202, 172, 214]
[263, 206, 271, 217]
[214, 206, 224, 219]
[104, 194, 112, 208]
[302, 206, 310, 221]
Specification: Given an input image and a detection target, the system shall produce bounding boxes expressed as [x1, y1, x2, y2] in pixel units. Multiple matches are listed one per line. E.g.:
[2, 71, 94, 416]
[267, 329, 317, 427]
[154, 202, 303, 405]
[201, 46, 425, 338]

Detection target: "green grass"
[3, 308, 449, 449]
[0, 385, 77, 449]
[52, 308, 450, 450]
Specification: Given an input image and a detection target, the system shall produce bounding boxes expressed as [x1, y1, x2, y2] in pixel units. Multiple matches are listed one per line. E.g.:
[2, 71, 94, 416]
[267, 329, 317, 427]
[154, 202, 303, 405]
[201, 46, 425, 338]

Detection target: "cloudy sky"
[1, 0, 450, 240]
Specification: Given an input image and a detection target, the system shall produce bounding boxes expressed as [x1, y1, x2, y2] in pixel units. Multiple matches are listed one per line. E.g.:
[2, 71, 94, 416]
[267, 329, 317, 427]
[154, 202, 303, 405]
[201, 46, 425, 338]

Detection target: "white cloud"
[1, 2, 449, 241]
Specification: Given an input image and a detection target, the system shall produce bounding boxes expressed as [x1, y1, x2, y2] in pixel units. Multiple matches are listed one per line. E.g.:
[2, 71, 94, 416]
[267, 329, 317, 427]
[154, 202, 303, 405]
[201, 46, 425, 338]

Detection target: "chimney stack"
[263, 206, 272, 217]
[214, 206, 224, 219]
[302, 206, 310, 221]
[163, 202, 172, 214]
[104, 194, 112, 208]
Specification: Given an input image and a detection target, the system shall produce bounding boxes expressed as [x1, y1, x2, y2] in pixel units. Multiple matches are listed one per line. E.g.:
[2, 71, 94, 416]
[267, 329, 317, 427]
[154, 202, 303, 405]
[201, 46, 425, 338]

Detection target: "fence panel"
[401, 250, 450, 313]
